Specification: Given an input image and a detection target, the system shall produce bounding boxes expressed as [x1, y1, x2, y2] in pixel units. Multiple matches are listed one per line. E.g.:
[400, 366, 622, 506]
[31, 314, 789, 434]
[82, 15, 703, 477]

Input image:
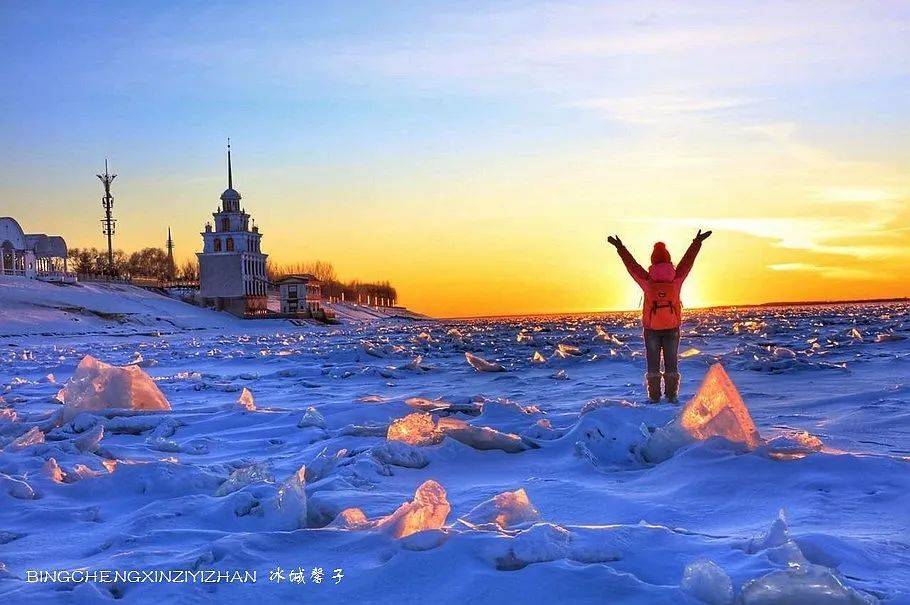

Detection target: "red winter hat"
[651, 242, 672, 265]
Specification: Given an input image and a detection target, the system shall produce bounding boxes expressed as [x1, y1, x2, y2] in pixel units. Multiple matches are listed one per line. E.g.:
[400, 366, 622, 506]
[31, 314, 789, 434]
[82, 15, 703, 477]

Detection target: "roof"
[220, 187, 242, 201]
[276, 274, 321, 285]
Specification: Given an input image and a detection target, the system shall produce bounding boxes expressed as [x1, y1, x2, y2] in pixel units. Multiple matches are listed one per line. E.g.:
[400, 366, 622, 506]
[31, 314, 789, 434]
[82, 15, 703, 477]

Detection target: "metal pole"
[97, 159, 117, 275]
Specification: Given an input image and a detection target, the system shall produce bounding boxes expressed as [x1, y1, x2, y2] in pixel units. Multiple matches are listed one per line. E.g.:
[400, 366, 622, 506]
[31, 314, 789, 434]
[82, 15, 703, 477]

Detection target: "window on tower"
[213, 238, 222, 252]
[221, 217, 230, 231]
[226, 237, 234, 251]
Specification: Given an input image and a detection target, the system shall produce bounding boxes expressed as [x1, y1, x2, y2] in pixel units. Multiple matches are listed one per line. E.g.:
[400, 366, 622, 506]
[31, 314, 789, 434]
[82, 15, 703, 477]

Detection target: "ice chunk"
[772, 347, 796, 359]
[74, 424, 104, 453]
[680, 347, 702, 359]
[371, 440, 429, 468]
[680, 363, 762, 448]
[437, 417, 529, 453]
[297, 406, 326, 429]
[43, 457, 65, 482]
[215, 463, 272, 497]
[67, 464, 102, 481]
[405, 397, 483, 415]
[594, 326, 623, 345]
[462, 488, 540, 529]
[531, 351, 546, 363]
[739, 564, 877, 605]
[9, 426, 45, 450]
[517, 331, 534, 344]
[375, 480, 451, 538]
[465, 352, 505, 372]
[763, 431, 824, 461]
[59, 355, 170, 420]
[0, 408, 15, 424]
[643, 364, 761, 462]
[555, 343, 582, 358]
[874, 331, 906, 343]
[330, 507, 370, 529]
[681, 559, 733, 605]
[747, 509, 791, 553]
[273, 466, 307, 530]
[551, 369, 569, 380]
[387, 412, 444, 446]
[399, 355, 429, 372]
[360, 340, 386, 357]
[236, 387, 256, 411]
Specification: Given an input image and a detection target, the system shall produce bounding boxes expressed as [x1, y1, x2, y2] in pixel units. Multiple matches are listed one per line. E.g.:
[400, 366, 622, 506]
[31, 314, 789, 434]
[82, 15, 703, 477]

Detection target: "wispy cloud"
[767, 263, 881, 281]
[572, 94, 753, 124]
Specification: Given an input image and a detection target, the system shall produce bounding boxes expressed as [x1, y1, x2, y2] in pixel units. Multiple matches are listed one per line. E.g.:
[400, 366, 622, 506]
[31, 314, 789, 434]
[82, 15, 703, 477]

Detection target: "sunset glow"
[2, 2, 908, 317]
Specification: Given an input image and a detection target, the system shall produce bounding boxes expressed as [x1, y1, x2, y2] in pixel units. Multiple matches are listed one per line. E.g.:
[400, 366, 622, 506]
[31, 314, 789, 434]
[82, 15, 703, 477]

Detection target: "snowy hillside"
[0, 299, 908, 603]
[0, 277, 243, 337]
[0, 277, 426, 338]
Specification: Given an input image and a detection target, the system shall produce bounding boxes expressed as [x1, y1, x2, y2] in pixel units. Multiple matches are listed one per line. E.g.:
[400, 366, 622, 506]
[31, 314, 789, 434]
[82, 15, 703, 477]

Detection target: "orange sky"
[2, 3, 908, 317]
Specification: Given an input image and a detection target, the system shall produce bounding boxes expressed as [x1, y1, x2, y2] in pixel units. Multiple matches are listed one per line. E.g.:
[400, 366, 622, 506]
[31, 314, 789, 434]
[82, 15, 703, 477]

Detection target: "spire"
[227, 138, 233, 190]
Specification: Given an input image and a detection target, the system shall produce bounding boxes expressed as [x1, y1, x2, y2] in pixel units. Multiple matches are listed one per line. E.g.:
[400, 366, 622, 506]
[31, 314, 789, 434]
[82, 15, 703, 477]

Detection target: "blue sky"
[2, 1, 909, 315]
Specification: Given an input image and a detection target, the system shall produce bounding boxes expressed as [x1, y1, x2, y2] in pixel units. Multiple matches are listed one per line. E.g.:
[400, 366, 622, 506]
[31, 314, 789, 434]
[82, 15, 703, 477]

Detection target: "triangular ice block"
[680, 363, 762, 448]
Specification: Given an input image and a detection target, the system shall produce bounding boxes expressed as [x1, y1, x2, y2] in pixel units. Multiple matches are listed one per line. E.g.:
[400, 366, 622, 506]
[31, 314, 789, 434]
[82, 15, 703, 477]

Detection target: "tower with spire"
[165, 227, 175, 279]
[197, 141, 269, 315]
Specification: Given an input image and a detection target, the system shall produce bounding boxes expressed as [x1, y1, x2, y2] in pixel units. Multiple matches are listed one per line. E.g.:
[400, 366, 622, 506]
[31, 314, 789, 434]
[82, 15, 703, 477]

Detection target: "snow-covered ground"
[0, 281, 908, 603]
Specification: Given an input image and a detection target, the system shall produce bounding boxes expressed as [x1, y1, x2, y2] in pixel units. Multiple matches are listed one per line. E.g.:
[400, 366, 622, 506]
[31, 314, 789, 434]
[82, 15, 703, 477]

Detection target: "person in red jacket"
[607, 229, 712, 403]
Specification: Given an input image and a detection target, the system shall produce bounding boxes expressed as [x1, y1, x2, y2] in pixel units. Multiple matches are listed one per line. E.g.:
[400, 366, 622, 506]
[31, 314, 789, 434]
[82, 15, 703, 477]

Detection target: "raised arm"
[676, 229, 711, 282]
[608, 235, 649, 286]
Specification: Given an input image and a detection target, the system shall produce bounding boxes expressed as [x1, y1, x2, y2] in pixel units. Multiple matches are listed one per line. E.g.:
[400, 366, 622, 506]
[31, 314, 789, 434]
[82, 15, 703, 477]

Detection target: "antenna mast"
[96, 159, 117, 275]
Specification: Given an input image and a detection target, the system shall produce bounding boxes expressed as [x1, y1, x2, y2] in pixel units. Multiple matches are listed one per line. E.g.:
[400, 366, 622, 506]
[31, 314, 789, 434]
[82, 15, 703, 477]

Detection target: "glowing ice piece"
[8, 426, 44, 451]
[237, 387, 256, 411]
[465, 352, 505, 372]
[437, 417, 528, 453]
[462, 488, 540, 529]
[330, 507, 370, 529]
[555, 343, 582, 358]
[680, 364, 762, 448]
[44, 457, 65, 482]
[680, 347, 701, 359]
[531, 351, 546, 363]
[387, 412, 443, 446]
[375, 480, 451, 539]
[59, 355, 170, 420]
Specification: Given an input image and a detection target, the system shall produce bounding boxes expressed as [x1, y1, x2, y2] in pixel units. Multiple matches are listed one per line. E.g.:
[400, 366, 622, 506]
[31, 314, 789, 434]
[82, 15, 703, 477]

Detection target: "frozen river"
[1, 302, 908, 604]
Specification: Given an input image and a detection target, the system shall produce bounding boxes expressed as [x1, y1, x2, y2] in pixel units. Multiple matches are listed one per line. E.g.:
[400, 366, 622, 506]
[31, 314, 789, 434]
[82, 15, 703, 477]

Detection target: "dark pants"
[644, 328, 680, 374]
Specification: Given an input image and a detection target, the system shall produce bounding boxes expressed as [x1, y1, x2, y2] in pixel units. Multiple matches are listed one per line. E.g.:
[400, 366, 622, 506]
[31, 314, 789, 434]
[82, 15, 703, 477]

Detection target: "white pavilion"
[0, 216, 73, 282]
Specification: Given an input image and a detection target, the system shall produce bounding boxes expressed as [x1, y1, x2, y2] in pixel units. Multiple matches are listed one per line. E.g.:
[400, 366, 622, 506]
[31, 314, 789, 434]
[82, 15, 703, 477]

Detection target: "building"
[276, 274, 322, 315]
[0, 216, 73, 282]
[197, 144, 268, 316]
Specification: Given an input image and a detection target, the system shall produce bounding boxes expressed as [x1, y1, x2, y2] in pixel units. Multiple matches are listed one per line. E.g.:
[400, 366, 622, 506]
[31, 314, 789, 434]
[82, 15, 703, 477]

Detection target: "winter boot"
[664, 372, 681, 403]
[646, 372, 662, 403]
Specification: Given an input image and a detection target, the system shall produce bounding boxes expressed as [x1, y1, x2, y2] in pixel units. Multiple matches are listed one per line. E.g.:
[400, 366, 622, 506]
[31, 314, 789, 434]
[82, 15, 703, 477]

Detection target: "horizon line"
[433, 296, 910, 321]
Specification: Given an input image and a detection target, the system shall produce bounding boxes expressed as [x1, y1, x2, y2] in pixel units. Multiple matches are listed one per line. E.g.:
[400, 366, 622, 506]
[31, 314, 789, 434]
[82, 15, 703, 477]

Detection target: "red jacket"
[616, 239, 701, 329]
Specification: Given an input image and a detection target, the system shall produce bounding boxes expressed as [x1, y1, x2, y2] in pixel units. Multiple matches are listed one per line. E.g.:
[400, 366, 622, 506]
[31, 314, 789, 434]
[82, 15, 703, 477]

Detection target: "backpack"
[646, 280, 681, 329]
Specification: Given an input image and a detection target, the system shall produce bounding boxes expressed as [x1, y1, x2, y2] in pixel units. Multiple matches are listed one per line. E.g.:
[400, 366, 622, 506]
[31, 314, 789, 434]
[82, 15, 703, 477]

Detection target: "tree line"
[267, 260, 398, 306]
[68, 250, 397, 304]
[68, 247, 196, 281]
